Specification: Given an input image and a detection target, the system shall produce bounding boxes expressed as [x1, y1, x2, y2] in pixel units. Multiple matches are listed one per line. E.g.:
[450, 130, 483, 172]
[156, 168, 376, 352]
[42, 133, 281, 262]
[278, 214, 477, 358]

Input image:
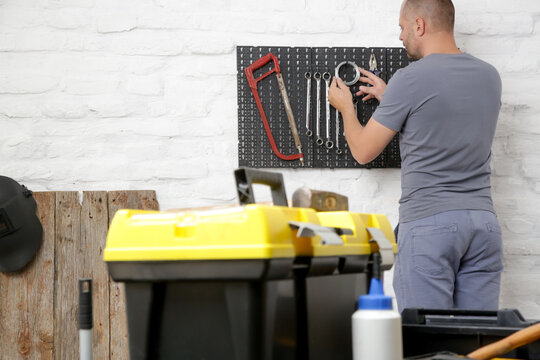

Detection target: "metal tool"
[335, 61, 360, 86]
[323, 72, 333, 149]
[245, 53, 304, 165]
[335, 109, 342, 155]
[292, 186, 349, 211]
[369, 53, 380, 76]
[333, 61, 361, 155]
[314, 72, 324, 146]
[305, 72, 312, 137]
[79, 278, 93, 360]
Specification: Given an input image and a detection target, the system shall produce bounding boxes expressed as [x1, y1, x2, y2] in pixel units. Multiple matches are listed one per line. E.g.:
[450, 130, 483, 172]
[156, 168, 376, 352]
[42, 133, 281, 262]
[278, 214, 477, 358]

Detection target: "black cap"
[0, 176, 43, 272]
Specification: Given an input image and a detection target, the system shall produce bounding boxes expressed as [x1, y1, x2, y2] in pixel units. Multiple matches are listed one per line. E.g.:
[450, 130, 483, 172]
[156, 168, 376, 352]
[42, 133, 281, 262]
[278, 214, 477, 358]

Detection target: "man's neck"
[421, 32, 461, 57]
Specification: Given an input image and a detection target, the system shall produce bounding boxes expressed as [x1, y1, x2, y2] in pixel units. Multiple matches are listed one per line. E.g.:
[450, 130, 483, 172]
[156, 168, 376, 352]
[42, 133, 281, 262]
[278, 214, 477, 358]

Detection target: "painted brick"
[456, 13, 534, 36]
[162, 75, 228, 117]
[146, 100, 170, 117]
[0, 53, 65, 79]
[45, 9, 91, 29]
[0, 33, 16, 51]
[96, 12, 137, 33]
[519, 155, 540, 179]
[0, 74, 57, 94]
[41, 0, 95, 8]
[270, 13, 354, 34]
[41, 97, 89, 119]
[185, 34, 235, 55]
[155, 0, 231, 12]
[138, 11, 271, 34]
[136, 9, 186, 30]
[2, 135, 50, 160]
[193, 174, 237, 202]
[77, 30, 186, 56]
[500, 255, 540, 318]
[111, 30, 185, 56]
[63, 75, 120, 95]
[231, 0, 305, 12]
[454, 0, 540, 13]
[124, 75, 163, 96]
[12, 29, 66, 51]
[0, 97, 42, 118]
[0, 7, 43, 28]
[167, 55, 237, 77]
[0, 0, 44, 6]
[86, 95, 131, 118]
[462, 36, 526, 56]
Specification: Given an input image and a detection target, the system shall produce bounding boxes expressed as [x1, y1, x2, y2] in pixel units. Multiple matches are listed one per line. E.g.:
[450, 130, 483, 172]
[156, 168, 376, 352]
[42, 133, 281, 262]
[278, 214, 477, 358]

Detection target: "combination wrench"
[305, 72, 312, 137]
[335, 108, 342, 154]
[314, 72, 324, 146]
[323, 72, 333, 149]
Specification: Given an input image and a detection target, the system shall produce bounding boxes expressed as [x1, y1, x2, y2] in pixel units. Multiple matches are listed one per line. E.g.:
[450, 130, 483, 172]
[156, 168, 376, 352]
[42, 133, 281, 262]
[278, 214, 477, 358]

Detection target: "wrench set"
[237, 46, 410, 169]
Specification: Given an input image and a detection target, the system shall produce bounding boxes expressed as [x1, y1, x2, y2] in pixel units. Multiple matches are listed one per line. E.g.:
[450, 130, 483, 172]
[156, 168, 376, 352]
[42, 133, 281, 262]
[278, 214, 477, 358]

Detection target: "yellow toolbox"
[104, 168, 397, 360]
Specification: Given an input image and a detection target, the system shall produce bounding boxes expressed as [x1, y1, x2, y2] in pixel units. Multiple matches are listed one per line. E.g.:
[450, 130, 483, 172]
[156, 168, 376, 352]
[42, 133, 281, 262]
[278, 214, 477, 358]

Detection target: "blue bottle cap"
[357, 278, 393, 310]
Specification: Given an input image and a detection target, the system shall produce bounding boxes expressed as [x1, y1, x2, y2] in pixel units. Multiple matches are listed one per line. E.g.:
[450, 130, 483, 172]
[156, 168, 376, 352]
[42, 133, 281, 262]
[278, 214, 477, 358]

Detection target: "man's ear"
[415, 17, 426, 36]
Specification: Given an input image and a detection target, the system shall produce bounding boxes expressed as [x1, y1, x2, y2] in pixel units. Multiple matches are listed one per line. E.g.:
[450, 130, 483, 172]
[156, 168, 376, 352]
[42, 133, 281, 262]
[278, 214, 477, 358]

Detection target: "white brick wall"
[1, 0, 540, 318]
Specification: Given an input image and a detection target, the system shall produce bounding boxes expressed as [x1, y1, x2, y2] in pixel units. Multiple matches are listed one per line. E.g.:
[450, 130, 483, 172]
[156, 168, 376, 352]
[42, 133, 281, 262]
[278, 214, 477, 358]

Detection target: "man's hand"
[356, 67, 387, 102]
[328, 77, 354, 115]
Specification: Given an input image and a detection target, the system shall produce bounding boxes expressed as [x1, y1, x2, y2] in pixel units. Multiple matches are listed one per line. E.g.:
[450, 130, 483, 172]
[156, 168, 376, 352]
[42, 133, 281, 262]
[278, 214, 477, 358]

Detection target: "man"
[328, 0, 503, 312]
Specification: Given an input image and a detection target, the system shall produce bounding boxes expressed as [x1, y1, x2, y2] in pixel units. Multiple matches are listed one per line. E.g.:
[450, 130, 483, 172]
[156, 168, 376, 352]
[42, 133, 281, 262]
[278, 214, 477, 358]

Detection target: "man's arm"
[340, 107, 397, 165]
[328, 69, 397, 165]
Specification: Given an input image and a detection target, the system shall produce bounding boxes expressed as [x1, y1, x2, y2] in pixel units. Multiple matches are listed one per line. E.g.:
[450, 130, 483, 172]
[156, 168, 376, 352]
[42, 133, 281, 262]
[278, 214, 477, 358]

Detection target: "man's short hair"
[403, 0, 455, 32]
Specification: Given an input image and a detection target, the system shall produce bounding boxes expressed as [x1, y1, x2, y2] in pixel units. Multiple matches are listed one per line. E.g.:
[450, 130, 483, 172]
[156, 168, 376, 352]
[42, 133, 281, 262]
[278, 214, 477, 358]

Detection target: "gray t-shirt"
[372, 53, 502, 223]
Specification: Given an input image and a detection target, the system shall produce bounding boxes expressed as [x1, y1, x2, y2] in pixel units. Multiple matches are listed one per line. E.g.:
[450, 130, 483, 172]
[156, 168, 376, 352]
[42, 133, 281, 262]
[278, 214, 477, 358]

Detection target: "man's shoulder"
[397, 53, 500, 81]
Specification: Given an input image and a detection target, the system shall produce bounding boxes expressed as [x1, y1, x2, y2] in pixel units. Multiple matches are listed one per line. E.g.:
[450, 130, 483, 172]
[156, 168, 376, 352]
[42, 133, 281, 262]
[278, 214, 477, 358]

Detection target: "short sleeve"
[372, 69, 413, 132]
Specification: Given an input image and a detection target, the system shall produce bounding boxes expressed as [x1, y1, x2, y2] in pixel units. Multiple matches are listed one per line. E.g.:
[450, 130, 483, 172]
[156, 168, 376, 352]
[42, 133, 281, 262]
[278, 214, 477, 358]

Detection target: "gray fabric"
[392, 209, 503, 312]
[372, 53, 502, 222]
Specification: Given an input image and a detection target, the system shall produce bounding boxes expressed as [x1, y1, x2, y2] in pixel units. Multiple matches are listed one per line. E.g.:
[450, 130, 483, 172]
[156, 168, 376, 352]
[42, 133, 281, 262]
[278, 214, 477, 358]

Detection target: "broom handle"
[467, 322, 540, 360]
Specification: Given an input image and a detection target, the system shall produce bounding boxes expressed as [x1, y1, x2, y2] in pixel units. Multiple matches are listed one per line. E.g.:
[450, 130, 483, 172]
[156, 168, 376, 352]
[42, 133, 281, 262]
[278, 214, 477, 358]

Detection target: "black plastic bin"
[402, 308, 540, 359]
[110, 259, 369, 360]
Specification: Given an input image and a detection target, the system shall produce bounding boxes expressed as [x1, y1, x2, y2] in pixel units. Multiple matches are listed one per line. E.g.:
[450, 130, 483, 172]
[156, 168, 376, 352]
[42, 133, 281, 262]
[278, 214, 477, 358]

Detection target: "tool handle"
[245, 53, 280, 89]
[276, 74, 302, 151]
[234, 168, 288, 207]
[78, 278, 93, 330]
[467, 321, 540, 360]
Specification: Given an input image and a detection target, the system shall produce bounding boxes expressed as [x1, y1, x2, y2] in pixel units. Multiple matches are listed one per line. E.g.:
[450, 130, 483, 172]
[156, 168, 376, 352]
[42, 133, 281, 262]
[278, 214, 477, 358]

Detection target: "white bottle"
[352, 278, 403, 360]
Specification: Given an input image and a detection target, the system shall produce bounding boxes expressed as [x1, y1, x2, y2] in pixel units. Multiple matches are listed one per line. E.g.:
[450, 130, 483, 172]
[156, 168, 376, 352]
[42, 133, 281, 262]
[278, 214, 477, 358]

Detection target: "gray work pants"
[393, 209, 503, 313]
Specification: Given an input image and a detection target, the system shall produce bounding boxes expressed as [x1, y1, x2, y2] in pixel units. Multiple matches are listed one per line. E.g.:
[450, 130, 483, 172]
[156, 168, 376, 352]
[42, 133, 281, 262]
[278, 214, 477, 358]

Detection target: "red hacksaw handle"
[244, 53, 303, 162]
[245, 53, 281, 88]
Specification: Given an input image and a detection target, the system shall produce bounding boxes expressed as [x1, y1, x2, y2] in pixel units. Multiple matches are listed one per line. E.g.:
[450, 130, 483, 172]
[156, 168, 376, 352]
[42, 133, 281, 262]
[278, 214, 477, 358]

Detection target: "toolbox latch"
[289, 221, 353, 245]
[366, 227, 394, 268]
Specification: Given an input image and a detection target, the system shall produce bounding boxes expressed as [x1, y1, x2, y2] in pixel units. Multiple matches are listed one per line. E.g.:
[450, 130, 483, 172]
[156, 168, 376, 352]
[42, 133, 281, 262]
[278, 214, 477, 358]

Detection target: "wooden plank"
[81, 191, 110, 359]
[107, 190, 159, 360]
[54, 192, 81, 360]
[0, 191, 55, 359]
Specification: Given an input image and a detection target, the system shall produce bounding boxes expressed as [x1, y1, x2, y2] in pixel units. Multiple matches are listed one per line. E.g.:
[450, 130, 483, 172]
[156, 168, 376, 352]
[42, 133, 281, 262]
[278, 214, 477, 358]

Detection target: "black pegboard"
[237, 46, 410, 169]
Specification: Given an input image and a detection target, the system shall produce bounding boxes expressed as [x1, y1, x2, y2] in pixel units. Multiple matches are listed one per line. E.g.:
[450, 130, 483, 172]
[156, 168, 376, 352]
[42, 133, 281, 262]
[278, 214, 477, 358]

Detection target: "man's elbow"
[351, 150, 375, 165]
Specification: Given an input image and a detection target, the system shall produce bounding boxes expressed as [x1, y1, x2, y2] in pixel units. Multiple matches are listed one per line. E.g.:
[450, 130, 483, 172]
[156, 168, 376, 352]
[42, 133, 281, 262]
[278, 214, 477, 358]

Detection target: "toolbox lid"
[105, 204, 298, 262]
[104, 204, 397, 265]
